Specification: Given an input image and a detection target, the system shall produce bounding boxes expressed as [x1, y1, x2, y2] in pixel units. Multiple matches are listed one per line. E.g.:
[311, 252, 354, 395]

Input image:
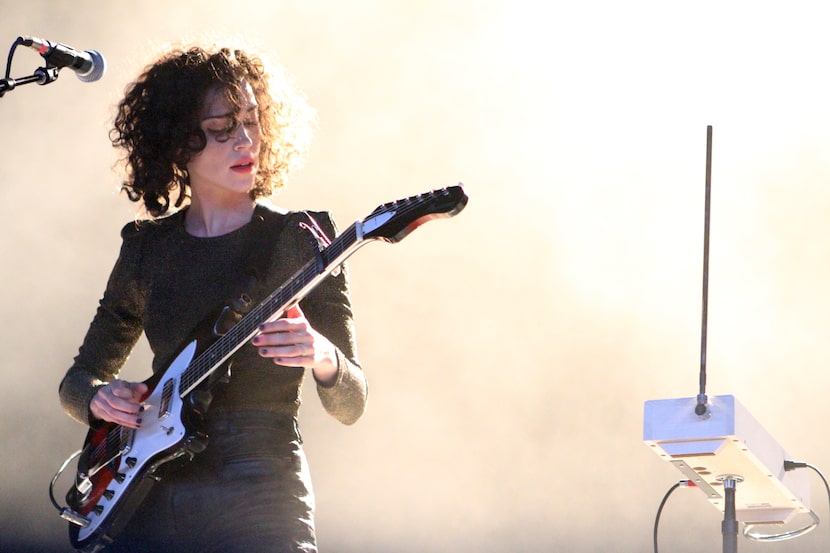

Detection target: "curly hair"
[111, 44, 315, 216]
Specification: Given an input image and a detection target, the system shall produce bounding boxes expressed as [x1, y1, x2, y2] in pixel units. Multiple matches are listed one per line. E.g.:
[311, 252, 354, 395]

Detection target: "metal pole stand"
[0, 66, 60, 97]
[717, 475, 743, 553]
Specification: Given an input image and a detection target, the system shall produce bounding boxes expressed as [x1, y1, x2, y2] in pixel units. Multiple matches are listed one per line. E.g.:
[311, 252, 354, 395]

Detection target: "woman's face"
[186, 81, 261, 202]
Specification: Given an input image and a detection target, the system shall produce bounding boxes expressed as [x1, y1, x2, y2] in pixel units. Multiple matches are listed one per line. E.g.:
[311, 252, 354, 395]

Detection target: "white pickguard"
[76, 340, 197, 542]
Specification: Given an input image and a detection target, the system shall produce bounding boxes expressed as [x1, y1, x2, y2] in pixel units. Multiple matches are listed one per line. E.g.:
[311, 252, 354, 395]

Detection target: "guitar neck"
[176, 184, 469, 398]
[178, 222, 366, 397]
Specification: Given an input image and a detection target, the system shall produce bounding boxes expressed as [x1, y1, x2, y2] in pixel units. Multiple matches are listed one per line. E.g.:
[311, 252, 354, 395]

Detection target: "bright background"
[3, 1, 830, 552]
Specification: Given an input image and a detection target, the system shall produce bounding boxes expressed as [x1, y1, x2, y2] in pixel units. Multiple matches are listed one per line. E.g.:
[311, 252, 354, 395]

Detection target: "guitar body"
[67, 340, 211, 552]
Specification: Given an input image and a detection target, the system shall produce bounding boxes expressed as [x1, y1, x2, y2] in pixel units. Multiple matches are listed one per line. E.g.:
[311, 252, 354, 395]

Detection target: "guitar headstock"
[360, 184, 468, 243]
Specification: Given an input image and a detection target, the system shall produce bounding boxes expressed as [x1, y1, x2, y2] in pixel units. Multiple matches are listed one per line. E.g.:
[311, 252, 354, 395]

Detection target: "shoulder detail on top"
[120, 211, 185, 240]
[254, 201, 338, 237]
[254, 199, 332, 223]
[254, 199, 289, 217]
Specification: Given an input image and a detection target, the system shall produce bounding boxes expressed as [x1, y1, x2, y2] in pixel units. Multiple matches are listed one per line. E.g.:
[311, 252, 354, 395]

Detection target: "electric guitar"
[56, 185, 468, 552]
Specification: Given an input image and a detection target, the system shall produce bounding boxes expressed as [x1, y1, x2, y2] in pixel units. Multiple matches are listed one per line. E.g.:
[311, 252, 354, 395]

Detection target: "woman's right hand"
[89, 379, 148, 428]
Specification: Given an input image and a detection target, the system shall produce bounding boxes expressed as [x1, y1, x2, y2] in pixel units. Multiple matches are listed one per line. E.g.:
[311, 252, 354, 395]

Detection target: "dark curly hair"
[111, 44, 314, 216]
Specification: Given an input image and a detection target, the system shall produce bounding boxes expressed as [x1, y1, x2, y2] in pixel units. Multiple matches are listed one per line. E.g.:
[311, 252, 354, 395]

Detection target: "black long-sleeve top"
[59, 201, 367, 427]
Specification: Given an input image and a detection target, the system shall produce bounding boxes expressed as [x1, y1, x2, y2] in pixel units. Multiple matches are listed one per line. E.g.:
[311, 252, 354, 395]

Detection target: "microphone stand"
[719, 475, 741, 553]
[0, 66, 60, 98]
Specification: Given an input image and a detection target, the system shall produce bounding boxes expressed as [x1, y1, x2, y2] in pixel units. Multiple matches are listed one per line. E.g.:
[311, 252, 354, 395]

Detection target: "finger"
[254, 320, 307, 344]
[90, 394, 143, 427]
[111, 381, 147, 403]
[256, 316, 293, 334]
[110, 380, 143, 398]
[130, 382, 149, 401]
[109, 380, 132, 399]
[107, 409, 142, 428]
[107, 382, 145, 409]
[285, 304, 304, 319]
[258, 305, 307, 334]
[104, 405, 142, 428]
[257, 342, 304, 359]
[256, 339, 313, 365]
[114, 394, 144, 413]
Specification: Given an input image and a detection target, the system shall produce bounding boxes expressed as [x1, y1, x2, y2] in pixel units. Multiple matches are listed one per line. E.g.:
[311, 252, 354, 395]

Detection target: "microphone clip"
[34, 66, 61, 85]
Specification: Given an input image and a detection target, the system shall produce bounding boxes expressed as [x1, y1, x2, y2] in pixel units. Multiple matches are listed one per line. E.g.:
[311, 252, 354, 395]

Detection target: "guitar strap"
[212, 207, 333, 338]
[213, 206, 284, 334]
[226, 207, 334, 318]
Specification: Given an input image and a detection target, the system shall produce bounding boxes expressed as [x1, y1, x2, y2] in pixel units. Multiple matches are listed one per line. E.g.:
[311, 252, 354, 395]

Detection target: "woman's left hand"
[252, 304, 338, 385]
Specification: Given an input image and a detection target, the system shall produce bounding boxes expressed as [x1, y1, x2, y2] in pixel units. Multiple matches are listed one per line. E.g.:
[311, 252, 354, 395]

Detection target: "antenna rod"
[696, 125, 713, 417]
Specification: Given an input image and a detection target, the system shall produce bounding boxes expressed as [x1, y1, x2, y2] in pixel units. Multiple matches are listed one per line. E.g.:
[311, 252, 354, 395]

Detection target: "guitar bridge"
[83, 427, 134, 479]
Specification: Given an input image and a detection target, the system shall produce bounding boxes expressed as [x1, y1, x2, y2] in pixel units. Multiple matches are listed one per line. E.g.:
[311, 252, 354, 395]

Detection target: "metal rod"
[696, 125, 713, 417]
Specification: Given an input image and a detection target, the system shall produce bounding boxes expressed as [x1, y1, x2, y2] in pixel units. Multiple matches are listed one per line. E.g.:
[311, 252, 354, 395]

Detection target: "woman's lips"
[230, 161, 255, 174]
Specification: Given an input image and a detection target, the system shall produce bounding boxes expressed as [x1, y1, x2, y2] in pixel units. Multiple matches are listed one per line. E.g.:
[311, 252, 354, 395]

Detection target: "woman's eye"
[201, 119, 232, 141]
[202, 113, 258, 142]
[218, 118, 238, 133]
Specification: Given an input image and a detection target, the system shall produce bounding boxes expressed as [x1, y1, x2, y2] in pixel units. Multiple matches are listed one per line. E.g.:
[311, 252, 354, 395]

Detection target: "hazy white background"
[2, 1, 830, 552]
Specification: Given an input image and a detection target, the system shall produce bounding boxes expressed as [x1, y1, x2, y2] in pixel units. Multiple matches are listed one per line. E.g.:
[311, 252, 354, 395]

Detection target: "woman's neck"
[184, 196, 256, 237]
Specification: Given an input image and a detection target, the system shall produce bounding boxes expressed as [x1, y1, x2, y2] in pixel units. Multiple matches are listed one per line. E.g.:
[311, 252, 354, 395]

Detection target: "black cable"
[786, 460, 830, 537]
[4, 36, 26, 80]
[654, 480, 691, 553]
[1, 37, 25, 97]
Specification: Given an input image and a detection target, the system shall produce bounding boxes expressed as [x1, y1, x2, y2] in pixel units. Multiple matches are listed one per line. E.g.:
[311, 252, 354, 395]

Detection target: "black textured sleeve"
[297, 211, 368, 425]
[58, 222, 148, 425]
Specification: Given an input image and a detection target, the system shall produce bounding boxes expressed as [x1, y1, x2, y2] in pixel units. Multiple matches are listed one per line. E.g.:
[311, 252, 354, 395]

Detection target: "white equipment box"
[643, 395, 809, 524]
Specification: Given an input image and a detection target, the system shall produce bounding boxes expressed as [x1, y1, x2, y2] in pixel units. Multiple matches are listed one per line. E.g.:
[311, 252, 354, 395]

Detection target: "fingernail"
[136, 418, 142, 425]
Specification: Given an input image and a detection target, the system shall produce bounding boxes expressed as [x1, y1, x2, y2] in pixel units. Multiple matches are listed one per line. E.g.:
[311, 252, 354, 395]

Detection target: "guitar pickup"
[158, 379, 175, 419]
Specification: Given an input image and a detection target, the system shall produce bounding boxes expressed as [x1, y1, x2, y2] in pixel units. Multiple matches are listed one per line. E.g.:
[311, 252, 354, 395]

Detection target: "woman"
[58, 44, 367, 553]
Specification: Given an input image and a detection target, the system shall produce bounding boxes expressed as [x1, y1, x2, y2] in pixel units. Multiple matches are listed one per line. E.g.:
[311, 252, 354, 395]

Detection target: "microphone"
[20, 36, 106, 83]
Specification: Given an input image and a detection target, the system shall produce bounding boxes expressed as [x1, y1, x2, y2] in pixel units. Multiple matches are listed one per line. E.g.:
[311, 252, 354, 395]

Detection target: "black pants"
[105, 411, 316, 553]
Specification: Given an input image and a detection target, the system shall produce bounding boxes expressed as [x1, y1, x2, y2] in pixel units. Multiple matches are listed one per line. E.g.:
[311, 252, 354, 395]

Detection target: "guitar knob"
[125, 457, 137, 468]
[114, 473, 126, 483]
[93, 505, 104, 515]
[103, 489, 115, 500]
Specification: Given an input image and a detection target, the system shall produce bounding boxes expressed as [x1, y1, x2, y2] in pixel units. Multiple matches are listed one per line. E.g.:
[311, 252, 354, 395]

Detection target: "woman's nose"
[232, 125, 254, 148]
